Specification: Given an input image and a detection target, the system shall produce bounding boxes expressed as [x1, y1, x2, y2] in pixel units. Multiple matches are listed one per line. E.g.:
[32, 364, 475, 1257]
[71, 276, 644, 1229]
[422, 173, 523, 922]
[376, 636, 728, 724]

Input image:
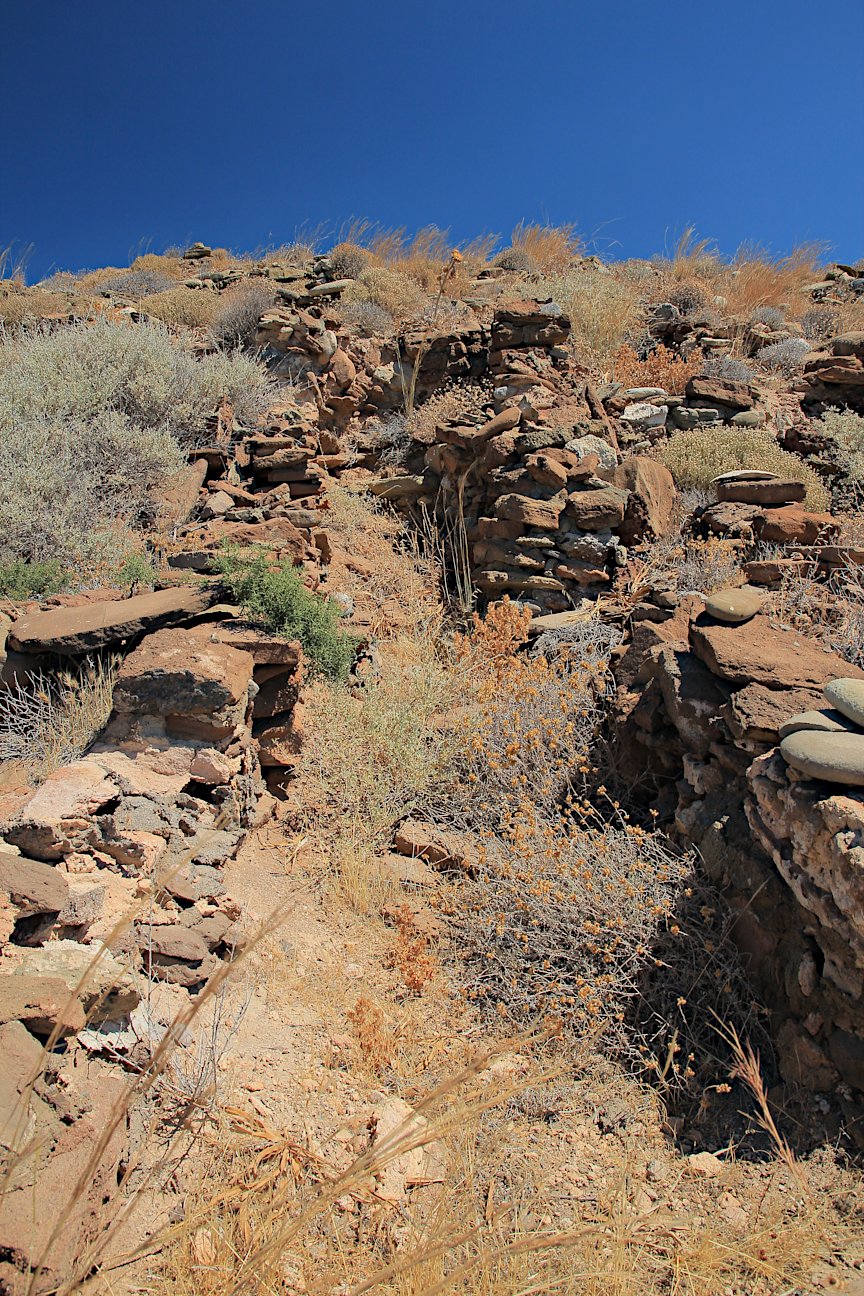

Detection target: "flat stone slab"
[690, 616, 864, 690]
[9, 586, 216, 654]
[780, 729, 864, 786]
[704, 586, 764, 624]
[779, 709, 857, 739]
[716, 478, 807, 506]
[713, 470, 779, 484]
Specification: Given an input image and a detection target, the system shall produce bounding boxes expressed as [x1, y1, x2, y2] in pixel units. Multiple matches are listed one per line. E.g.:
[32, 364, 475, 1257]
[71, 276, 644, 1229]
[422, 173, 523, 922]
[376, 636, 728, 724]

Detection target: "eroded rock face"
[803, 332, 864, 413]
[111, 625, 254, 742]
[749, 751, 864, 1002]
[612, 456, 677, 545]
[0, 1020, 128, 1292]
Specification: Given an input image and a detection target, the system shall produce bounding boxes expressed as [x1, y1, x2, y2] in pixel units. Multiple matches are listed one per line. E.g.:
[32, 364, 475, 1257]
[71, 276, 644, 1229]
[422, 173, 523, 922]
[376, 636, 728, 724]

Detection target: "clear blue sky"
[2, 0, 862, 281]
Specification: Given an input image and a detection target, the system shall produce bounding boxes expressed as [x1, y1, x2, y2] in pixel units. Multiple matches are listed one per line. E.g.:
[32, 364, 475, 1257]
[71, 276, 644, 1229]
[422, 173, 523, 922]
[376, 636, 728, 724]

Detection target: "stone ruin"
[3, 257, 864, 1285]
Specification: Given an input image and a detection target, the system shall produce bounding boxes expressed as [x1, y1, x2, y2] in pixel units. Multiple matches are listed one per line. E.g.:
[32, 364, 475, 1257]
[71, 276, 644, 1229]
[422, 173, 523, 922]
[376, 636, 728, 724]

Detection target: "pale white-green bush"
[0, 412, 182, 568]
[0, 315, 271, 436]
[0, 318, 272, 573]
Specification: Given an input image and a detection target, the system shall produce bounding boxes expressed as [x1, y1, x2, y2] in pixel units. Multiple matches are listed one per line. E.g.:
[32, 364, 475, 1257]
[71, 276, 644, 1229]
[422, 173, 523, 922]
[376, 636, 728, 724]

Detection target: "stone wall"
[614, 595, 864, 1121]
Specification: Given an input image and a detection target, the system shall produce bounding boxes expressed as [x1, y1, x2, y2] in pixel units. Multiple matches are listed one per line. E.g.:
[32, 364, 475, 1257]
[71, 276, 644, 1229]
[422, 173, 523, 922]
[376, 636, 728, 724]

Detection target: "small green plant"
[214, 547, 356, 680]
[0, 556, 70, 599]
[113, 551, 157, 590]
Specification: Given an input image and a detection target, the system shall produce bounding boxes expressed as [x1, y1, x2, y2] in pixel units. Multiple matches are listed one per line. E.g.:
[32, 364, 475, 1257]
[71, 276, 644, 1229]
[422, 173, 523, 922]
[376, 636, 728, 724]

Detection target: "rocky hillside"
[2, 230, 864, 1294]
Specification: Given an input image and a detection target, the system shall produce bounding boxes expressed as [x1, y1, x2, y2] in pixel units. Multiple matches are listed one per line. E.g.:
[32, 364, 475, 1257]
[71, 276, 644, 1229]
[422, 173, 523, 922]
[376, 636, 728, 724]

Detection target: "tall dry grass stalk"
[509, 221, 582, 274]
[0, 656, 117, 780]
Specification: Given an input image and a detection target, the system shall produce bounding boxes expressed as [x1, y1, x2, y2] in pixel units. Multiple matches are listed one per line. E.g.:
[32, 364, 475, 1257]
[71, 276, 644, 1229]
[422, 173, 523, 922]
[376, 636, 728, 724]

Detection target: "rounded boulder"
[824, 678, 864, 730]
[704, 585, 764, 624]
[780, 730, 864, 786]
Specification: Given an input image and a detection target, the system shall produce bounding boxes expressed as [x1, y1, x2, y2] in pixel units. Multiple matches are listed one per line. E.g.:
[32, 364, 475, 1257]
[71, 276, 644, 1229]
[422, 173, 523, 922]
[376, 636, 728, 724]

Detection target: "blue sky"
[2, 0, 862, 280]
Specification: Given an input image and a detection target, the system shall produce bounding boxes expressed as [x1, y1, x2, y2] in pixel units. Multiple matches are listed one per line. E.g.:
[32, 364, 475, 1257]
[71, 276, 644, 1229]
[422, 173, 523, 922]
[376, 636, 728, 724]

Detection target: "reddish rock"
[685, 375, 754, 410]
[327, 348, 356, 390]
[2, 760, 118, 861]
[690, 615, 864, 689]
[525, 453, 569, 490]
[138, 924, 209, 962]
[112, 624, 254, 741]
[803, 332, 864, 411]
[613, 456, 677, 544]
[470, 407, 521, 443]
[211, 626, 303, 668]
[494, 492, 565, 530]
[0, 975, 86, 1037]
[564, 485, 628, 532]
[192, 517, 314, 562]
[8, 586, 216, 655]
[393, 820, 479, 872]
[252, 667, 300, 719]
[702, 501, 760, 537]
[0, 1019, 128, 1285]
[723, 683, 824, 743]
[0, 850, 69, 943]
[717, 478, 807, 506]
[255, 700, 307, 767]
[754, 506, 838, 545]
[743, 557, 807, 585]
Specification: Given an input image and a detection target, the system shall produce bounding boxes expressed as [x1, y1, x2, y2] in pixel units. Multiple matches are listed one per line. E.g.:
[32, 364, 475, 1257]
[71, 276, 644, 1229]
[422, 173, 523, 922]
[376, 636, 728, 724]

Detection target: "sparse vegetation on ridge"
[3, 220, 864, 1296]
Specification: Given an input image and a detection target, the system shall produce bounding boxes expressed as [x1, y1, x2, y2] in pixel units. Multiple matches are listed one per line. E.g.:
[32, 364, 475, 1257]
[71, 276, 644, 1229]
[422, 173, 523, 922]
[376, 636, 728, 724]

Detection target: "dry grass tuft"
[612, 344, 701, 394]
[544, 266, 643, 374]
[295, 632, 459, 911]
[658, 427, 830, 510]
[0, 655, 116, 779]
[723, 242, 825, 316]
[139, 284, 223, 329]
[769, 558, 864, 669]
[342, 266, 430, 325]
[509, 221, 582, 274]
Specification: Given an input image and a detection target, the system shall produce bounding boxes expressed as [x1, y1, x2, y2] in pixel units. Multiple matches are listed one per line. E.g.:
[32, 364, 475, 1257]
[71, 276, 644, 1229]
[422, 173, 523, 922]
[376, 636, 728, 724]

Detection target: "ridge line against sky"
[1, 0, 863, 281]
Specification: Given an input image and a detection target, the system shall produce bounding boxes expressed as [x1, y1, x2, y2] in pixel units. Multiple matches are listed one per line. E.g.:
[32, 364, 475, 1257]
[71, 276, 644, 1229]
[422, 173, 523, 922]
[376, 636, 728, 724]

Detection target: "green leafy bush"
[0, 557, 70, 599]
[214, 549, 356, 680]
[658, 427, 830, 510]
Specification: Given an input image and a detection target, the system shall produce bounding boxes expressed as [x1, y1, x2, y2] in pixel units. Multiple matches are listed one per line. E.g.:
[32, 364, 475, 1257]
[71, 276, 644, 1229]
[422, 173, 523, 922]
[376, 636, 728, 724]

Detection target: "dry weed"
[347, 994, 396, 1073]
[140, 284, 222, 329]
[657, 427, 830, 510]
[612, 344, 701, 395]
[723, 242, 825, 316]
[0, 656, 116, 779]
[342, 266, 429, 325]
[544, 266, 643, 374]
[294, 633, 459, 911]
[406, 381, 491, 445]
[385, 903, 439, 996]
[769, 558, 864, 668]
[509, 221, 581, 274]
